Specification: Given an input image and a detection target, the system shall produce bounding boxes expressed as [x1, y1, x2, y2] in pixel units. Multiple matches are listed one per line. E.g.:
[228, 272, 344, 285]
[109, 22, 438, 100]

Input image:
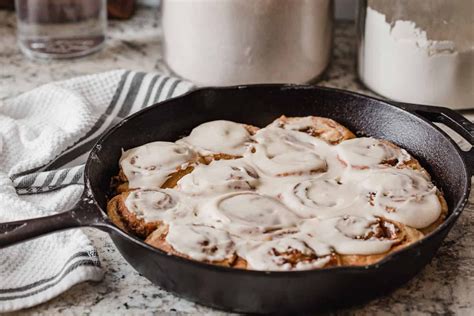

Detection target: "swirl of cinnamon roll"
[360, 169, 443, 229]
[200, 192, 300, 236]
[305, 215, 423, 266]
[124, 189, 192, 222]
[239, 236, 338, 271]
[300, 216, 405, 256]
[177, 120, 255, 156]
[107, 188, 191, 238]
[120, 142, 196, 189]
[269, 115, 356, 144]
[164, 223, 236, 262]
[336, 137, 411, 169]
[281, 178, 360, 218]
[245, 128, 327, 176]
[177, 158, 259, 194]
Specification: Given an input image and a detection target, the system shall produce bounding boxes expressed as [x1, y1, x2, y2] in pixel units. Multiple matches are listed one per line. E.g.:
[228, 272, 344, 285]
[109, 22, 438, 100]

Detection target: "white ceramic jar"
[162, 0, 333, 86]
[357, 0, 474, 110]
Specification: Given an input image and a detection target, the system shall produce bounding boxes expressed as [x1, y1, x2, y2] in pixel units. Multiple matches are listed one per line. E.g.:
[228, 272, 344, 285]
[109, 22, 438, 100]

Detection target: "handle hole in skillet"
[434, 122, 472, 152]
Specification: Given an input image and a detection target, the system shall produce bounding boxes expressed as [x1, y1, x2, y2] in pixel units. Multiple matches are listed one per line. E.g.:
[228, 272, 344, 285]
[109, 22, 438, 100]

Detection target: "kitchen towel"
[0, 70, 193, 312]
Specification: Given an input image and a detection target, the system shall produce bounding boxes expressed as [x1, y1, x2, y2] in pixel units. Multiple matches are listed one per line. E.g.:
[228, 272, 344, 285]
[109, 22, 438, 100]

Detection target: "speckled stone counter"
[1, 8, 473, 316]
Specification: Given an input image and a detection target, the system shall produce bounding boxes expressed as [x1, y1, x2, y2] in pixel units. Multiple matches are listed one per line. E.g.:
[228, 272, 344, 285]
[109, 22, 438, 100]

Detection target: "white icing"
[281, 178, 359, 218]
[117, 118, 443, 270]
[337, 137, 410, 168]
[177, 120, 251, 155]
[360, 169, 442, 228]
[238, 237, 332, 271]
[245, 127, 327, 176]
[271, 116, 315, 131]
[124, 189, 192, 223]
[200, 192, 300, 236]
[120, 142, 195, 189]
[300, 217, 397, 255]
[177, 158, 259, 194]
[335, 216, 375, 238]
[165, 223, 235, 262]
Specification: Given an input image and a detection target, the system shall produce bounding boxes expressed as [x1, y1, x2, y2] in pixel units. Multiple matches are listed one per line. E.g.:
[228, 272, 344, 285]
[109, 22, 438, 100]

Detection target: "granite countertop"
[1, 8, 473, 316]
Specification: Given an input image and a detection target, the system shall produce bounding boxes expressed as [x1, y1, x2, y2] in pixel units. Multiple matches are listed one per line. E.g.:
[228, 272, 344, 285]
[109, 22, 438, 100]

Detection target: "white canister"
[357, 0, 474, 110]
[162, 0, 333, 86]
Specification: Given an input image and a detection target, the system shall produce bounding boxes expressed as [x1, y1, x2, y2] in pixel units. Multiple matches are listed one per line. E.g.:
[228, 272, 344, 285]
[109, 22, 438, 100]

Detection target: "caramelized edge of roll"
[112, 163, 197, 194]
[107, 191, 160, 239]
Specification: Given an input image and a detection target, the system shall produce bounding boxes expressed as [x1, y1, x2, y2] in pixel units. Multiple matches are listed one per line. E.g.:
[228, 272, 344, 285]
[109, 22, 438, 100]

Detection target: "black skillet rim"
[85, 84, 472, 276]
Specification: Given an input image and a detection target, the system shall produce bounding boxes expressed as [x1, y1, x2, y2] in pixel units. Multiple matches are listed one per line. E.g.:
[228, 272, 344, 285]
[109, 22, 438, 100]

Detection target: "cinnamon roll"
[245, 127, 328, 177]
[301, 215, 424, 266]
[200, 192, 300, 236]
[177, 120, 258, 157]
[145, 223, 243, 267]
[359, 168, 447, 231]
[281, 178, 360, 219]
[114, 142, 198, 192]
[176, 158, 259, 194]
[107, 188, 191, 238]
[269, 115, 355, 144]
[336, 137, 415, 169]
[107, 116, 447, 271]
[237, 236, 340, 271]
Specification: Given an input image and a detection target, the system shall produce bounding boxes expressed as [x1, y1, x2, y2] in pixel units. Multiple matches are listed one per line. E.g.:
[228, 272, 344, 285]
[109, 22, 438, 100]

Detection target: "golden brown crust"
[106, 194, 129, 233]
[270, 115, 356, 144]
[242, 252, 341, 270]
[107, 192, 159, 239]
[200, 153, 240, 164]
[244, 123, 259, 135]
[233, 255, 340, 271]
[161, 165, 195, 189]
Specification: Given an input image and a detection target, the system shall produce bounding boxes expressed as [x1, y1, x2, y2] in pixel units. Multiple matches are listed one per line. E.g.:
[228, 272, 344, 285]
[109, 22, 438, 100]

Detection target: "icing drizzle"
[177, 158, 259, 194]
[177, 120, 252, 155]
[120, 142, 195, 189]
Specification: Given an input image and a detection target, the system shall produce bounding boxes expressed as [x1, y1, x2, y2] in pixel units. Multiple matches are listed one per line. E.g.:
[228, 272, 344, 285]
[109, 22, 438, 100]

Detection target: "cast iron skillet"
[0, 85, 472, 313]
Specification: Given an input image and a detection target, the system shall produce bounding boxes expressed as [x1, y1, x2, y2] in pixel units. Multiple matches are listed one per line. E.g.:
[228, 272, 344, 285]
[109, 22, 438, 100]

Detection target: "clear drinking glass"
[15, 0, 107, 59]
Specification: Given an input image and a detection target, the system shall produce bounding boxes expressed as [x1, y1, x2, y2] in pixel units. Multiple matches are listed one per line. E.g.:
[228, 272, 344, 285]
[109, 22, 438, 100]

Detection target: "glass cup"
[15, 0, 107, 59]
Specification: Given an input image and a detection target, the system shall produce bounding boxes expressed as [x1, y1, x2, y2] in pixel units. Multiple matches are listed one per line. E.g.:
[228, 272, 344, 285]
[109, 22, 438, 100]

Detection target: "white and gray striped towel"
[0, 70, 193, 312]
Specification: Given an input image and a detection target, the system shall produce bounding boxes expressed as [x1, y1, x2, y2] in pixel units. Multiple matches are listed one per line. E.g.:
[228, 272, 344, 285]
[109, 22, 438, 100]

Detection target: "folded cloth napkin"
[0, 70, 193, 312]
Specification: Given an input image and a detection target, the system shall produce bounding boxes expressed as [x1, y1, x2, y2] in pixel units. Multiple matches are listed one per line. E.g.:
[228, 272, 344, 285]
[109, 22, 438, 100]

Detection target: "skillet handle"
[395, 102, 474, 176]
[0, 199, 114, 249]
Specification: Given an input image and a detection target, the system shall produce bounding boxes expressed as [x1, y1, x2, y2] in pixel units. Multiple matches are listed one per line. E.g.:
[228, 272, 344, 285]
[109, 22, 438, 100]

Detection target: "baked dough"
[106, 117, 448, 271]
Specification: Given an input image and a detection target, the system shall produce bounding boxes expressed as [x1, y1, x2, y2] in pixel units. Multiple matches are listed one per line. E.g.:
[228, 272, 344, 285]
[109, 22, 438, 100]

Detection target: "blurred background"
[0, 0, 472, 109]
